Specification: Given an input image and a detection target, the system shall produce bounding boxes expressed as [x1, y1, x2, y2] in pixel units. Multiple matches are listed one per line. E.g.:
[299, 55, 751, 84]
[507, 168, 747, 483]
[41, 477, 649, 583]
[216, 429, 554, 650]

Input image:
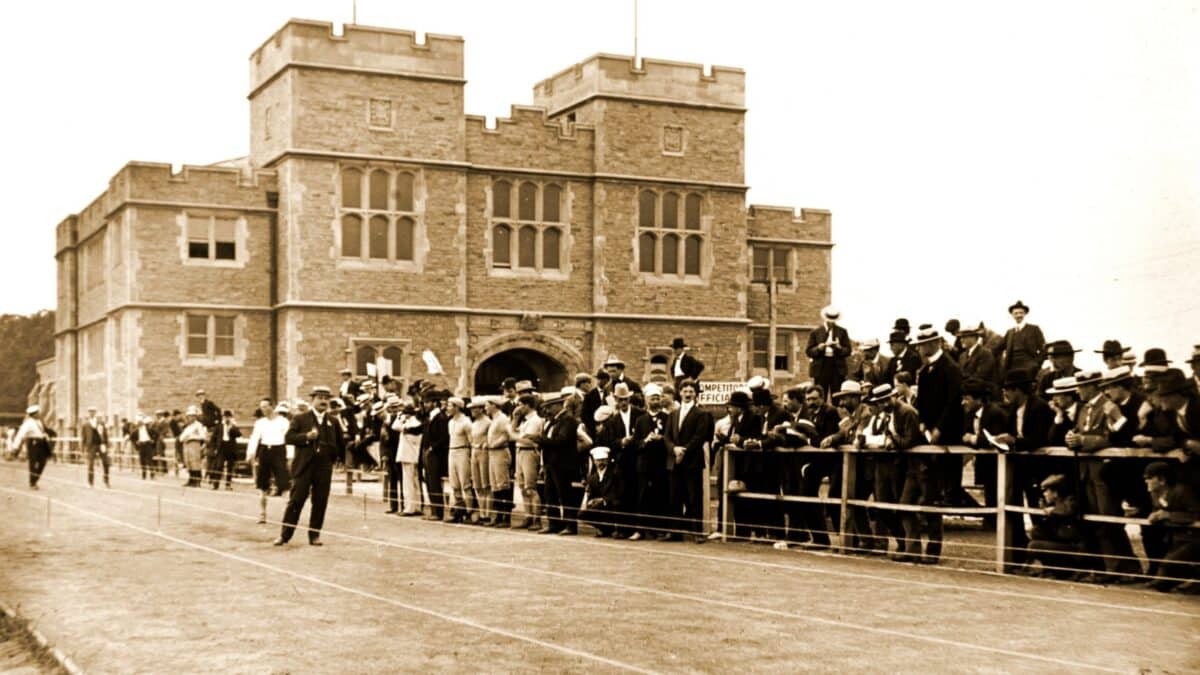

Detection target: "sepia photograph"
[0, 1, 1197, 672]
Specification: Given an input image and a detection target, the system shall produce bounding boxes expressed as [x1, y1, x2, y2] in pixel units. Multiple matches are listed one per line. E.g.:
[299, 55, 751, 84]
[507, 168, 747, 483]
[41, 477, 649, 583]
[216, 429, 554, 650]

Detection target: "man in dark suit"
[577, 373, 603, 440]
[906, 327, 964, 563]
[993, 368, 1054, 557]
[420, 389, 451, 521]
[631, 383, 671, 539]
[957, 322, 998, 388]
[80, 406, 110, 488]
[380, 395, 403, 513]
[664, 378, 714, 542]
[195, 389, 223, 455]
[211, 410, 242, 490]
[577, 447, 624, 537]
[275, 386, 345, 546]
[884, 331, 922, 385]
[602, 356, 643, 401]
[597, 382, 646, 537]
[961, 377, 1010, 524]
[999, 300, 1046, 376]
[668, 337, 705, 390]
[851, 339, 891, 386]
[805, 306, 852, 399]
[1036, 340, 1082, 398]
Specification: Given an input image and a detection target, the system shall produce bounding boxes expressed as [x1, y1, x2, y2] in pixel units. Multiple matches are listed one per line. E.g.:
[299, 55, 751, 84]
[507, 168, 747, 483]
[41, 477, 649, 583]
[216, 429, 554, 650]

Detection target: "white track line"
[11, 481, 1133, 673]
[12, 465, 1197, 618]
[0, 487, 657, 675]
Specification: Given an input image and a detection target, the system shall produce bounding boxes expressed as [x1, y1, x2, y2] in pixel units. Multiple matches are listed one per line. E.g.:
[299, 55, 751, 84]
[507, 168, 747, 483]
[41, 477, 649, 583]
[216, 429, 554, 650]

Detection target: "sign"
[698, 381, 744, 406]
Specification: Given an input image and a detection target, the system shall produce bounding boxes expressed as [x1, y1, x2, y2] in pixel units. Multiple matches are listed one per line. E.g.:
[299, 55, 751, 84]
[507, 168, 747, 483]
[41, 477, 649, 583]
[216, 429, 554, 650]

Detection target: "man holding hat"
[80, 405, 111, 488]
[668, 337, 705, 391]
[578, 447, 624, 537]
[1036, 341, 1082, 399]
[14, 405, 53, 489]
[805, 306, 852, 398]
[276, 385, 345, 546]
[999, 300, 1046, 377]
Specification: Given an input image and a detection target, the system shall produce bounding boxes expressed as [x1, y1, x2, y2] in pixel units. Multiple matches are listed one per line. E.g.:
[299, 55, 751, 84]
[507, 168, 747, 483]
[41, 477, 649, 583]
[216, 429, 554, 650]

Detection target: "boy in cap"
[1025, 474, 1086, 578]
[1144, 461, 1200, 591]
[578, 446, 623, 537]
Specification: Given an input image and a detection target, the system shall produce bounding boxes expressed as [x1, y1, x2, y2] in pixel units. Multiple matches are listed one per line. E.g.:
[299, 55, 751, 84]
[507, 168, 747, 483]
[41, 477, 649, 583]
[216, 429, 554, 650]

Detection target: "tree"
[0, 311, 55, 413]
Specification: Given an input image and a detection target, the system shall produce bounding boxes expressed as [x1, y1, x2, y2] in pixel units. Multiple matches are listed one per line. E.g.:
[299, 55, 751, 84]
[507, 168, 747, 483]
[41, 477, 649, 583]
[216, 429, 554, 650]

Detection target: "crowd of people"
[7, 300, 1199, 591]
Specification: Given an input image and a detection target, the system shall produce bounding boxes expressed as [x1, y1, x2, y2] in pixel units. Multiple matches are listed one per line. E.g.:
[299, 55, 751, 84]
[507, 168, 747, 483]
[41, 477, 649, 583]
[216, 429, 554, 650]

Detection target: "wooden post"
[701, 442, 711, 536]
[995, 452, 1009, 574]
[156, 494, 162, 531]
[362, 493, 368, 521]
[721, 447, 732, 542]
[345, 465, 354, 496]
[45, 497, 51, 529]
[839, 448, 854, 553]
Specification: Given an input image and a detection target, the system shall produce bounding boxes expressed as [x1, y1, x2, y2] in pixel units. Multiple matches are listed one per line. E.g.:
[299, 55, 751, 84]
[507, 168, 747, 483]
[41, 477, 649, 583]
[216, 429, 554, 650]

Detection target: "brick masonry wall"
[291, 70, 465, 162]
[590, 100, 744, 184]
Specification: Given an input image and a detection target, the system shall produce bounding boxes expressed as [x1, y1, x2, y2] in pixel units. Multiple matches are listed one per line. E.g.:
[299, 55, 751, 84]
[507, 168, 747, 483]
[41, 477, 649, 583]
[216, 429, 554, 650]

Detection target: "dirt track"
[1, 460, 1197, 674]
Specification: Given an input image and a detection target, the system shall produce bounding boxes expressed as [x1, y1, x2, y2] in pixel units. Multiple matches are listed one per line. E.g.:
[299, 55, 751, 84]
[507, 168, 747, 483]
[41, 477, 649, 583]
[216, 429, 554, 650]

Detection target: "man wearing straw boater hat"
[275, 385, 345, 547]
[805, 305, 852, 399]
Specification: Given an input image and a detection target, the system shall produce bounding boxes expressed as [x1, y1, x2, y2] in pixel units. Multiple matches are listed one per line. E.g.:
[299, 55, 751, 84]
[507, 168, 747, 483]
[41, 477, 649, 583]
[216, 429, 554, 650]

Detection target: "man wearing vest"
[275, 386, 345, 547]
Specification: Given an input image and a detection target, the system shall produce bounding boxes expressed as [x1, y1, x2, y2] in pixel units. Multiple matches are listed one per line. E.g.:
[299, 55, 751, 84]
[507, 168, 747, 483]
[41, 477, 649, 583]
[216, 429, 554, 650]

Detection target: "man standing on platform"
[806, 306, 852, 399]
[999, 301, 1046, 376]
[275, 386, 344, 547]
[668, 337, 705, 391]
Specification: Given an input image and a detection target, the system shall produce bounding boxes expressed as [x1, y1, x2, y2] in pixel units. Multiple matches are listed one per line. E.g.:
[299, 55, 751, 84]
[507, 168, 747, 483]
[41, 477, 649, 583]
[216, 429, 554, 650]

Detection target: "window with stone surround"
[637, 189, 704, 280]
[751, 245, 792, 285]
[338, 166, 419, 266]
[184, 313, 238, 363]
[489, 179, 567, 275]
[751, 328, 792, 372]
[349, 339, 409, 387]
[187, 214, 237, 261]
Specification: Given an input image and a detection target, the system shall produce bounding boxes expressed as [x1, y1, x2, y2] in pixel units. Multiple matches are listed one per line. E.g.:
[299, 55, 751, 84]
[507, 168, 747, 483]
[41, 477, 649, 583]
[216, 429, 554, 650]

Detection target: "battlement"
[747, 204, 832, 242]
[250, 19, 464, 95]
[465, 106, 595, 174]
[533, 53, 745, 114]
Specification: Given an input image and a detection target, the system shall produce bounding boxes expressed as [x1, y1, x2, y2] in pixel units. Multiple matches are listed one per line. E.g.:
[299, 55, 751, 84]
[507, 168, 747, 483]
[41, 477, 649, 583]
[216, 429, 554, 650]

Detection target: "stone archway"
[470, 332, 585, 396]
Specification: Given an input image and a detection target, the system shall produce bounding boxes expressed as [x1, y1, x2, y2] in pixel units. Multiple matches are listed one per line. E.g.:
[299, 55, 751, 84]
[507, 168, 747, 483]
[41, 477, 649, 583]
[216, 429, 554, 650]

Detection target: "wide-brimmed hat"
[1138, 348, 1172, 372]
[274, 402, 290, 414]
[912, 326, 941, 345]
[962, 378, 994, 398]
[329, 398, 345, 410]
[466, 397, 488, 409]
[1100, 365, 1135, 388]
[310, 385, 332, 397]
[513, 380, 536, 393]
[339, 368, 352, 376]
[612, 382, 633, 399]
[747, 375, 770, 391]
[386, 394, 403, 409]
[1095, 340, 1132, 358]
[602, 355, 626, 369]
[194, 389, 206, 396]
[1000, 368, 1035, 389]
[1008, 300, 1030, 314]
[887, 330, 909, 344]
[594, 405, 615, 423]
[1073, 370, 1104, 388]
[1040, 474, 1067, 492]
[25, 405, 40, 415]
[370, 401, 385, 415]
[1044, 376, 1079, 396]
[671, 337, 687, 350]
[821, 305, 841, 321]
[355, 393, 373, 406]
[866, 384, 897, 404]
[956, 321, 984, 338]
[1153, 369, 1191, 396]
[185, 405, 200, 416]
[1045, 340, 1081, 358]
[861, 338, 880, 351]
[832, 381, 863, 400]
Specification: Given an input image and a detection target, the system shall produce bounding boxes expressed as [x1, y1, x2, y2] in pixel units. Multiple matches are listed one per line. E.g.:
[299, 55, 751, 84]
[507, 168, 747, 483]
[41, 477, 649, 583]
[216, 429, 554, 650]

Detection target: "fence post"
[345, 465, 354, 496]
[995, 452, 1008, 574]
[702, 442, 711, 536]
[157, 493, 162, 531]
[721, 447, 732, 542]
[45, 496, 51, 529]
[838, 448, 854, 553]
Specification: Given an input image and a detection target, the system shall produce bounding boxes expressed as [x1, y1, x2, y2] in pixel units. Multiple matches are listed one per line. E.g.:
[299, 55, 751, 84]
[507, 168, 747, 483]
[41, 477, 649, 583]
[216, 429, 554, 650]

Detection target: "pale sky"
[2, 0, 1197, 369]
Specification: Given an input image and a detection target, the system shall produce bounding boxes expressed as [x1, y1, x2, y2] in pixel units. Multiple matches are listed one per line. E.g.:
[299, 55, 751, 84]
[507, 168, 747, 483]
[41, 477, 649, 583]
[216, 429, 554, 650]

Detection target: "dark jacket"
[665, 403, 714, 471]
[632, 409, 670, 473]
[420, 409, 450, 465]
[805, 323, 852, 385]
[541, 410, 581, 470]
[1000, 323, 1046, 375]
[1007, 396, 1054, 451]
[958, 344, 998, 387]
[284, 409, 346, 476]
[598, 406, 647, 467]
[584, 464, 624, 509]
[916, 354, 964, 444]
[965, 403, 1009, 449]
[669, 352, 705, 387]
[883, 347, 922, 384]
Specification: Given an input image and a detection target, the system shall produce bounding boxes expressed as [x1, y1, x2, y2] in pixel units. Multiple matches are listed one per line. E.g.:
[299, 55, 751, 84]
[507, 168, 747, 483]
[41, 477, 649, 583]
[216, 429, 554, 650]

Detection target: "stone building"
[53, 18, 832, 427]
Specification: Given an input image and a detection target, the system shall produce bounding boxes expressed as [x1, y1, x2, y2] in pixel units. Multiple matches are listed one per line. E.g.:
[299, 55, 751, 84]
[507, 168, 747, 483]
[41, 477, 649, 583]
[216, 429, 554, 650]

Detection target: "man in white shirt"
[508, 394, 544, 529]
[15, 405, 51, 489]
[247, 398, 291, 524]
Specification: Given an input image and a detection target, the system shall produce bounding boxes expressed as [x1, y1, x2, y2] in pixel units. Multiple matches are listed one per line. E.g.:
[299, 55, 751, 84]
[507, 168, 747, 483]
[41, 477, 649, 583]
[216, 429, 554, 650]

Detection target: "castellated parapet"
[250, 19, 464, 94]
[533, 54, 745, 115]
[465, 105, 595, 173]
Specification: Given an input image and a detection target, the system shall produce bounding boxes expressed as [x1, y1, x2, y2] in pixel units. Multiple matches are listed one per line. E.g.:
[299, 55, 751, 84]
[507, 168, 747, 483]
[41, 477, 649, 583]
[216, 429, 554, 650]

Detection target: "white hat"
[747, 375, 769, 391]
[590, 446, 610, 460]
[594, 405, 615, 423]
[25, 405, 40, 415]
[185, 405, 200, 416]
[447, 397, 465, 408]
[821, 305, 841, 321]
[274, 402, 290, 414]
[560, 386, 578, 398]
[643, 383, 663, 398]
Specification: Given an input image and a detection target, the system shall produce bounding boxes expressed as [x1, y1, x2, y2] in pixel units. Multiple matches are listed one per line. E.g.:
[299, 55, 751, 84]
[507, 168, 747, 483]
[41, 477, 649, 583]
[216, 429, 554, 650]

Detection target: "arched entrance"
[473, 348, 569, 396]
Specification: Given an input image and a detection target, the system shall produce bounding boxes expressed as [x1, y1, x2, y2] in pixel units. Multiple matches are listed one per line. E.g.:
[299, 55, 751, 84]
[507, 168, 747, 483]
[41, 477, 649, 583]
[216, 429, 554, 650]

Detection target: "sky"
[1, 0, 1196, 370]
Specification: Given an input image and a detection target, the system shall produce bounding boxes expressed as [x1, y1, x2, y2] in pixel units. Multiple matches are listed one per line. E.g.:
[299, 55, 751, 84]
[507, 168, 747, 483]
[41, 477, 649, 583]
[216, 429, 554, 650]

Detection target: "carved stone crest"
[520, 312, 542, 331]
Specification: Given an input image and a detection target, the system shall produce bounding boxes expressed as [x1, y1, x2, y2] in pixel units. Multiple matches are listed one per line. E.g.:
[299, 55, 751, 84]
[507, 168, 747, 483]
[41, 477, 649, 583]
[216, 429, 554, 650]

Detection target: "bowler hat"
[962, 378, 994, 398]
[1095, 340, 1132, 358]
[1138, 348, 1172, 371]
[892, 318, 910, 334]
[888, 330, 909, 344]
[1045, 340, 1080, 358]
[1008, 300, 1030, 314]
[671, 337, 687, 350]
[726, 390, 751, 408]
[1154, 369, 1191, 396]
[501, 377, 517, 390]
[1000, 368, 1035, 389]
[751, 388, 774, 407]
